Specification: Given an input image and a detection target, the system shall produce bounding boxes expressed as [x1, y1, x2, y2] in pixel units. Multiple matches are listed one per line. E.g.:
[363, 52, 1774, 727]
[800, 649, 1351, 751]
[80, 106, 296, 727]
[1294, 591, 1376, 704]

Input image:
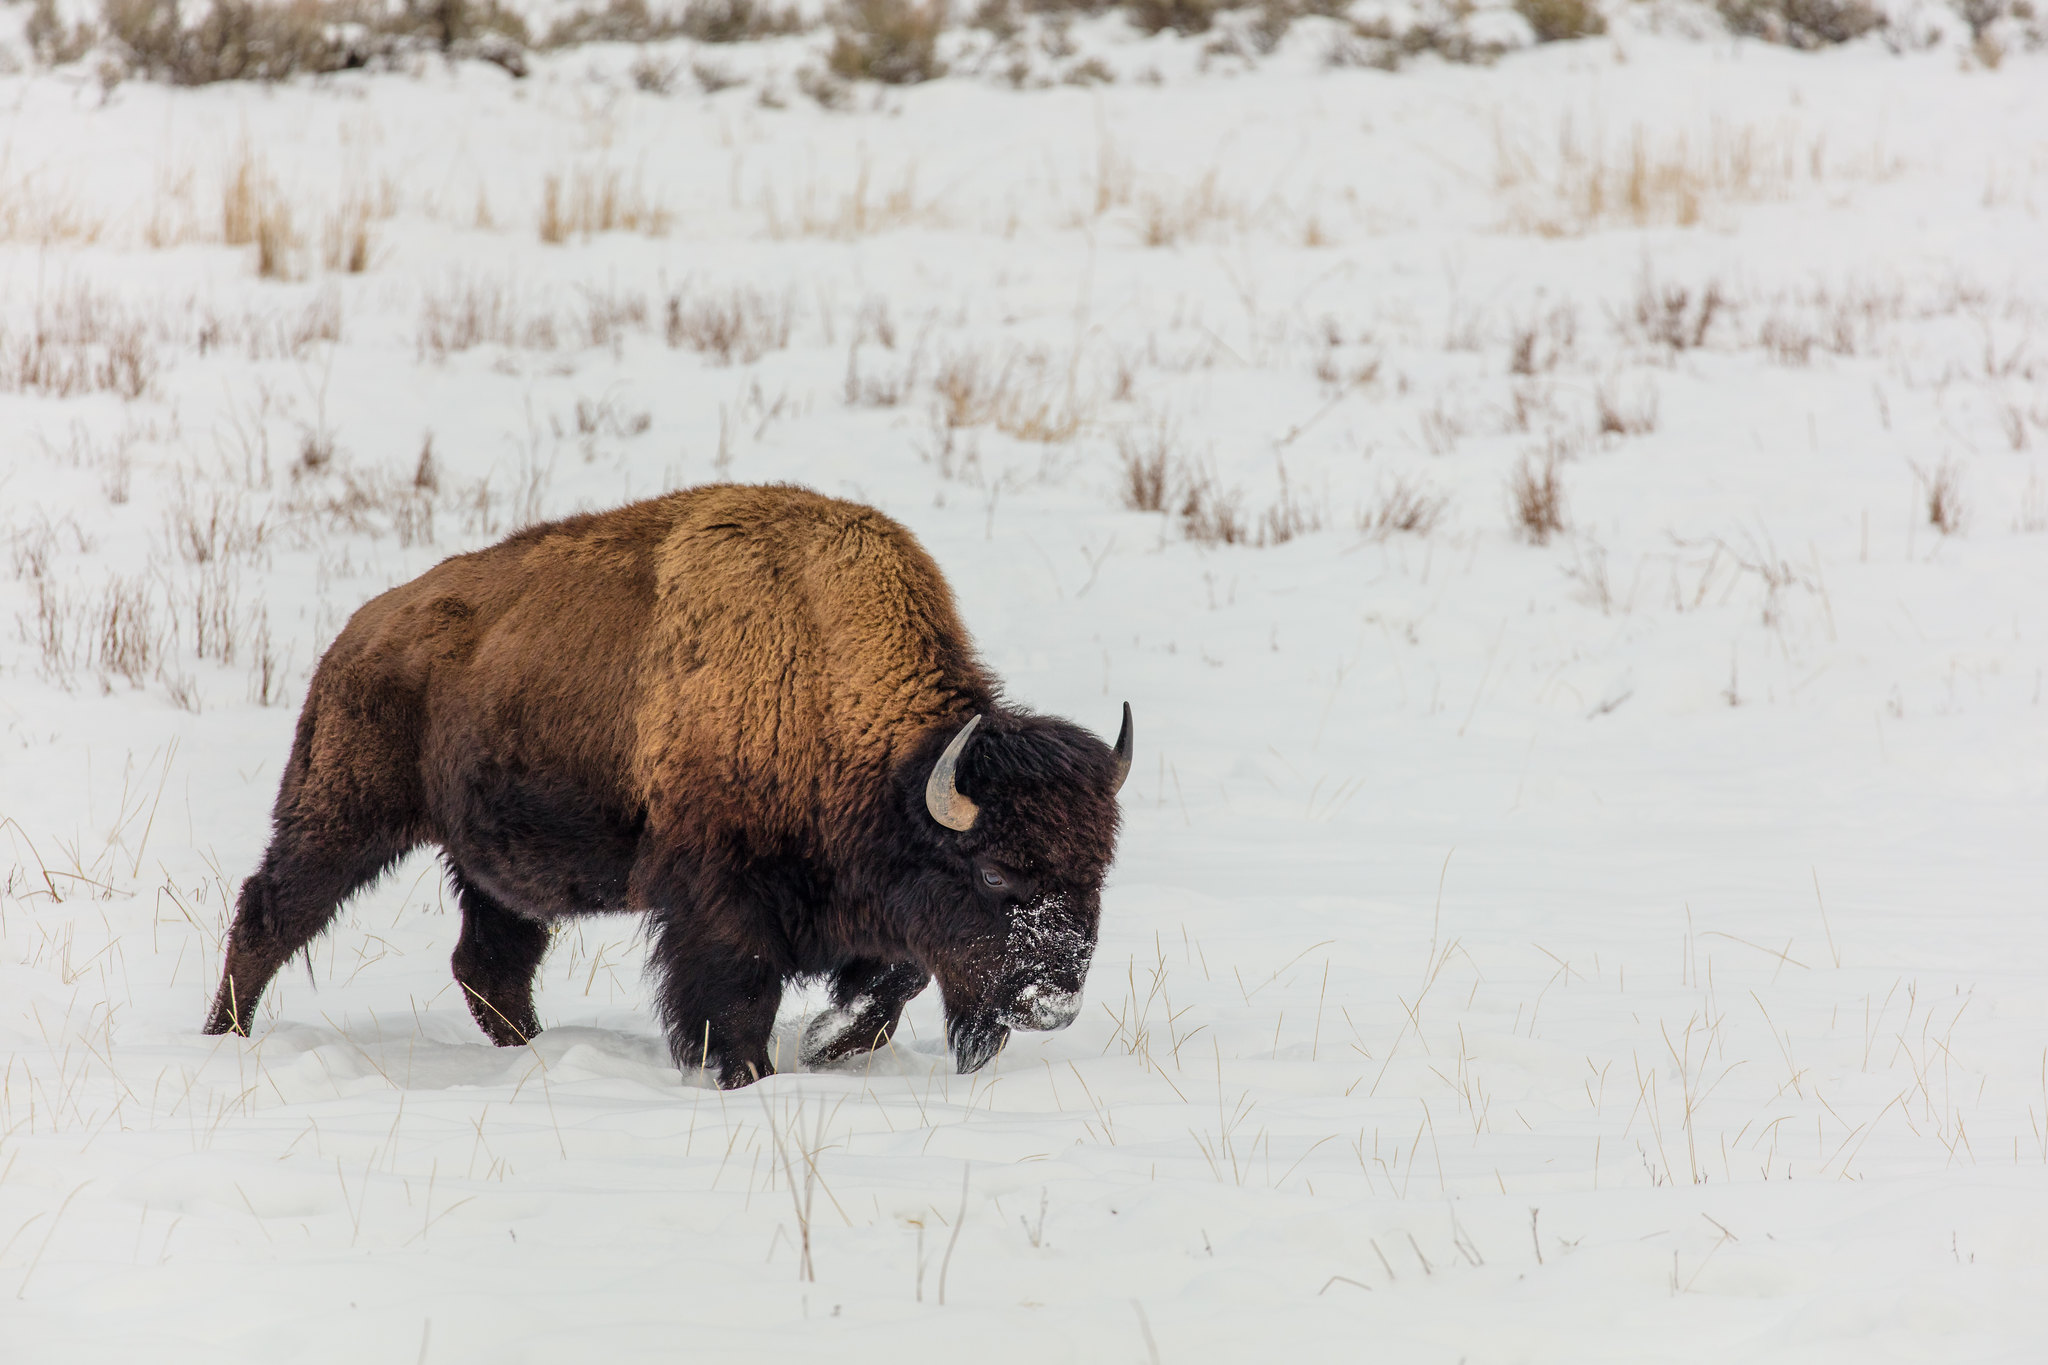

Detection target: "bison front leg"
[449, 874, 550, 1046]
[800, 959, 931, 1068]
[649, 915, 781, 1089]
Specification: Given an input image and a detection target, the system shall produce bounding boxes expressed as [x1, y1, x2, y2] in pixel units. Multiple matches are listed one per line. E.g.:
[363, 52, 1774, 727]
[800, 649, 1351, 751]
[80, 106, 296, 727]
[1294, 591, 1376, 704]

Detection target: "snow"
[3, 18, 2048, 1363]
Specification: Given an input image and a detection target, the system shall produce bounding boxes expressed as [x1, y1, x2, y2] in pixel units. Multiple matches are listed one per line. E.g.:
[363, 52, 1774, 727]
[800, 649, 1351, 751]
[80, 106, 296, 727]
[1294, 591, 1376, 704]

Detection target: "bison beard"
[201, 484, 1131, 1089]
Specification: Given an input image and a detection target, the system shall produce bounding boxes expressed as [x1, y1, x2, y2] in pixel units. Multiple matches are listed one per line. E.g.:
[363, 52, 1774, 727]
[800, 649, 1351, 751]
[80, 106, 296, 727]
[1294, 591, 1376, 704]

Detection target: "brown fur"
[204, 484, 1125, 1087]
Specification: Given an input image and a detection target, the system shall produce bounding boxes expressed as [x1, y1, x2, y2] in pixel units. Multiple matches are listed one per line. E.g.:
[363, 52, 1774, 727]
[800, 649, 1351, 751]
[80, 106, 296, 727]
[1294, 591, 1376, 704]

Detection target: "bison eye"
[978, 866, 1007, 891]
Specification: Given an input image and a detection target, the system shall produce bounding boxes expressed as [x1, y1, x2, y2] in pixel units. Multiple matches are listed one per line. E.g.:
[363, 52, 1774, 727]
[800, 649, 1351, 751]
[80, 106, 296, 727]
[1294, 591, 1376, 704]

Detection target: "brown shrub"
[542, 0, 803, 44]
[682, 0, 808, 40]
[1127, 0, 1242, 33]
[1515, 0, 1604, 41]
[106, 0, 347, 83]
[1717, 0, 1884, 47]
[28, 0, 101, 64]
[103, 0, 531, 84]
[828, 0, 948, 83]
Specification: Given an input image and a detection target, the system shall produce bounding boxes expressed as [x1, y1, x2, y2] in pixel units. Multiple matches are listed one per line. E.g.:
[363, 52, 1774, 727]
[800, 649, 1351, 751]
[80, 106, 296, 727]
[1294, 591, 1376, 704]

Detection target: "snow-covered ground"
[4, 18, 2047, 1362]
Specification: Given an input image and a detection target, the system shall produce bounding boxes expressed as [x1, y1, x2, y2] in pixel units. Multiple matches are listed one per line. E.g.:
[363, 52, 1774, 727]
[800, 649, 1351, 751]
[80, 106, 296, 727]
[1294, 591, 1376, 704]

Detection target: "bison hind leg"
[449, 873, 551, 1046]
[204, 830, 414, 1038]
[800, 959, 932, 1069]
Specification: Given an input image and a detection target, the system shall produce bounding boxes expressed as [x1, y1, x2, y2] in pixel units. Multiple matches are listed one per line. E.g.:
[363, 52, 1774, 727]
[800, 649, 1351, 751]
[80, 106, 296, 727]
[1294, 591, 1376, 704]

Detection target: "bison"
[202, 483, 1131, 1088]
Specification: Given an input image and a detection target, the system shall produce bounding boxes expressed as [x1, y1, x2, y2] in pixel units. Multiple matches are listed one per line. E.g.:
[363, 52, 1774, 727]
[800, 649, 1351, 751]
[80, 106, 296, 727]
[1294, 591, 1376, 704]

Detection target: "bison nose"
[999, 982, 1082, 1032]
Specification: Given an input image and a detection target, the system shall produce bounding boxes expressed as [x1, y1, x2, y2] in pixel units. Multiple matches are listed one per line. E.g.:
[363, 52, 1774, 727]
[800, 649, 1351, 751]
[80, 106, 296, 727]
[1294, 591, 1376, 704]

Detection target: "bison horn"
[925, 715, 983, 831]
[1112, 701, 1133, 794]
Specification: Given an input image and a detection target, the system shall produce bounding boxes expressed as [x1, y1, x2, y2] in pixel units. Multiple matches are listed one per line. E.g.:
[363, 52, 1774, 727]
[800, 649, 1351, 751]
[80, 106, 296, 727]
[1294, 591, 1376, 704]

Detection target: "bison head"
[900, 704, 1131, 1074]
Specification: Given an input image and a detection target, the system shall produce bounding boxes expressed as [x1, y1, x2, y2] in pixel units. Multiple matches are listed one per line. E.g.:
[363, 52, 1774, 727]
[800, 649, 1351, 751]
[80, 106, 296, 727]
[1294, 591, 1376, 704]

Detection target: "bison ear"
[1111, 701, 1133, 794]
[925, 715, 982, 831]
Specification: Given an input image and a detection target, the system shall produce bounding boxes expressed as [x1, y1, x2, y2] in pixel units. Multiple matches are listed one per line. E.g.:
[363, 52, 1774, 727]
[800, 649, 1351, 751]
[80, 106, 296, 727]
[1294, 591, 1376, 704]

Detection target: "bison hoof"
[799, 1002, 891, 1068]
[947, 1019, 1010, 1075]
[715, 1059, 773, 1090]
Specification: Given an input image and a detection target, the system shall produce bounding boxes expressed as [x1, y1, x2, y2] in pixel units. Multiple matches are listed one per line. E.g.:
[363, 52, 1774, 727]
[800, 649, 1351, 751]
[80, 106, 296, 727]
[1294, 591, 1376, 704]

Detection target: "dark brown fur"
[204, 484, 1126, 1087]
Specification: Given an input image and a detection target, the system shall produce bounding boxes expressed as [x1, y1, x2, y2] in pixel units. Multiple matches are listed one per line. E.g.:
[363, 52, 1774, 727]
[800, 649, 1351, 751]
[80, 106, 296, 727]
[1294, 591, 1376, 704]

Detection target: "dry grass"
[1256, 482, 1325, 546]
[220, 148, 263, 246]
[417, 277, 564, 358]
[1508, 304, 1578, 375]
[1115, 435, 1326, 548]
[1594, 377, 1660, 437]
[843, 347, 904, 410]
[163, 477, 270, 567]
[21, 574, 166, 692]
[1618, 276, 1725, 353]
[0, 287, 158, 401]
[630, 51, 684, 93]
[664, 287, 794, 366]
[255, 202, 301, 280]
[1914, 457, 1967, 536]
[2014, 472, 2046, 534]
[1090, 130, 1136, 220]
[1178, 468, 1250, 546]
[0, 163, 106, 245]
[693, 59, 746, 92]
[1750, 279, 1912, 366]
[6, 512, 95, 581]
[207, 292, 344, 362]
[221, 146, 307, 279]
[574, 285, 651, 353]
[1497, 117, 1900, 236]
[539, 168, 673, 244]
[1359, 475, 1448, 540]
[1137, 171, 1242, 248]
[932, 348, 1086, 443]
[322, 195, 380, 274]
[1509, 449, 1568, 544]
[143, 163, 211, 249]
[1, 327, 157, 401]
[1117, 421, 1177, 513]
[760, 157, 942, 240]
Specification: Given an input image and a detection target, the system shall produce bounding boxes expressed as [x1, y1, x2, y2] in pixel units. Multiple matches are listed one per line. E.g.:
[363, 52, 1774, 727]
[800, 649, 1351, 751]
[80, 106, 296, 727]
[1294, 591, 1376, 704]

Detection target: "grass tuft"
[539, 168, 673, 244]
[1359, 476, 1448, 540]
[1914, 457, 1966, 536]
[1509, 450, 1568, 544]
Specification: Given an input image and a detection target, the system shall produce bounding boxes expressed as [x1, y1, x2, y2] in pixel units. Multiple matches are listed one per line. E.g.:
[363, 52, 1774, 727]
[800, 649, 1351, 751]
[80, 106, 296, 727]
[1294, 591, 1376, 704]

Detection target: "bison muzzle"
[201, 484, 1131, 1088]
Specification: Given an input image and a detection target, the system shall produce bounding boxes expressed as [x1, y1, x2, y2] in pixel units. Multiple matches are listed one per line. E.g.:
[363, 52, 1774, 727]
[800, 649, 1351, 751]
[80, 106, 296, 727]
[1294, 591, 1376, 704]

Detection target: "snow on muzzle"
[995, 891, 1094, 1032]
[997, 980, 1084, 1032]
